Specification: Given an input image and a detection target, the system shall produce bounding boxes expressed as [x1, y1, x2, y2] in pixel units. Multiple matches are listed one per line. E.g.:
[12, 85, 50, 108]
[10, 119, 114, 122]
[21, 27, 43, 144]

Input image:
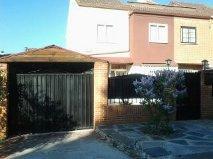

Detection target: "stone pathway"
[97, 120, 213, 159]
[0, 129, 130, 159]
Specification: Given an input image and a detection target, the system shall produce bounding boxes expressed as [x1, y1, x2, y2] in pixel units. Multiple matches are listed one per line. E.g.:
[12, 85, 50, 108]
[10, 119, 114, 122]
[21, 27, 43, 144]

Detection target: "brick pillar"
[201, 71, 213, 119]
[0, 64, 7, 139]
[94, 62, 109, 127]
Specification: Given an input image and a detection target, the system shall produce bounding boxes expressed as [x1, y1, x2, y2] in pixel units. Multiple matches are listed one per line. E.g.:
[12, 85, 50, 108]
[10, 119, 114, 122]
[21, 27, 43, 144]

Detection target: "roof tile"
[76, 0, 213, 19]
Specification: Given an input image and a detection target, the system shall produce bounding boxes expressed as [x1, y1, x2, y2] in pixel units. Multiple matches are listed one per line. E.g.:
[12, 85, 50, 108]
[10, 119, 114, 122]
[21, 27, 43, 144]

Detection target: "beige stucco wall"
[174, 17, 213, 66]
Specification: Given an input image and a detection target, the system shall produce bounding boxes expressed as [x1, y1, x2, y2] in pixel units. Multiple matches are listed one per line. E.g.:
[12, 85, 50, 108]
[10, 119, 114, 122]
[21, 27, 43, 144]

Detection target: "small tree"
[133, 70, 187, 136]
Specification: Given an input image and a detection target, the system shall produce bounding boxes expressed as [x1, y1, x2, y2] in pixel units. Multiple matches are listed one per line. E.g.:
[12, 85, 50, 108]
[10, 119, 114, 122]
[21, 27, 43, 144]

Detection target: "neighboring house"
[66, 0, 130, 56]
[66, 0, 213, 75]
[170, 1, 213, 70]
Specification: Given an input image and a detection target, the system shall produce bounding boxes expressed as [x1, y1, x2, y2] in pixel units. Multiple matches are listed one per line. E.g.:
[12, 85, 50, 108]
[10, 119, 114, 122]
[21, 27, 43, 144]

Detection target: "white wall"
[66, 0, 130, 56]
[128, 64, 178, 75]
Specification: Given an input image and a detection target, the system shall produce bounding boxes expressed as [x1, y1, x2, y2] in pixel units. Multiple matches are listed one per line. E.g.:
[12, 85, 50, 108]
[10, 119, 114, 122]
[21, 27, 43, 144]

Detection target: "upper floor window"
[97, 24, 114, 43]
[181, 27, 196, 44]
[149, 23, 168, 43]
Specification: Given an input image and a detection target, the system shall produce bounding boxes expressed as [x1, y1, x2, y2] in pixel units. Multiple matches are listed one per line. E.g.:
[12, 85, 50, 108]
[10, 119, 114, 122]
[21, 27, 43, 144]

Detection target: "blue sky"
[0, 0, 212, 53]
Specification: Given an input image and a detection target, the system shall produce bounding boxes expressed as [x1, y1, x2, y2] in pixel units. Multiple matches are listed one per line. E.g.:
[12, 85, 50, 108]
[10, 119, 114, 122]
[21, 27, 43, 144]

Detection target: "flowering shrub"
[133, 70, 187, 135]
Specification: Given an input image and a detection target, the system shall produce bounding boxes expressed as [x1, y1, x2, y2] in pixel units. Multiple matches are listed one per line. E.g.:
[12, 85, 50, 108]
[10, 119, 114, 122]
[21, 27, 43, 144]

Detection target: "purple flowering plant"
[133, 70, 187, 135]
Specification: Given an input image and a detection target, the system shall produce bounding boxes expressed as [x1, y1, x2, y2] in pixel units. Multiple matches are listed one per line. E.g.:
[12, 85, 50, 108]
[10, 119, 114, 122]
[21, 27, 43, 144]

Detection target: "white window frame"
[97, 24, 105, 43]
[97, 24, 114, 43]
[149, 23, 168, 43]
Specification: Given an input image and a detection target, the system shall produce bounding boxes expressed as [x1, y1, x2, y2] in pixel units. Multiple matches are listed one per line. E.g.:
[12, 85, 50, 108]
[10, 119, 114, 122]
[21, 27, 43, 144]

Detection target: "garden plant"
[133, 70, 187, 136]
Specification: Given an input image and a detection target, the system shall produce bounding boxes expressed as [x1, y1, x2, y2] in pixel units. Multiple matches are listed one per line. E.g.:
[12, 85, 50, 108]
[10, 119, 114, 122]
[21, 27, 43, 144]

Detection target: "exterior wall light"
[202, 60, 209, 70]
[165, 59, 172, 70]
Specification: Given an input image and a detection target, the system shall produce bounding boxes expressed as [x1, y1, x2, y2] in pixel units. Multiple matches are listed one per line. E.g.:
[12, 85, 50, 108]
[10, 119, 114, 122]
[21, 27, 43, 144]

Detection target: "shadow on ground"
[0, 130, 130, 159]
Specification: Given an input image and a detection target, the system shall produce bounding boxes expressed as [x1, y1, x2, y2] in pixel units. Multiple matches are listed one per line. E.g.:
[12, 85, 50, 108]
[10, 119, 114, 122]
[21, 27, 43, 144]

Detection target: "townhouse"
[66, 0, 213, 75]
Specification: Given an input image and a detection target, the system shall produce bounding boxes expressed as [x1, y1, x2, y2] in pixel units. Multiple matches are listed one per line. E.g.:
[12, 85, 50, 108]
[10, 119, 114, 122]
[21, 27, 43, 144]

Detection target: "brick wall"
[106, 105, 176, 124]
[201, 71, 213, 119]
[107, 105, 150, 124]
[0, 64, 7, 140]
[93, 61, 177, 125]
[94, 62, 109, 126]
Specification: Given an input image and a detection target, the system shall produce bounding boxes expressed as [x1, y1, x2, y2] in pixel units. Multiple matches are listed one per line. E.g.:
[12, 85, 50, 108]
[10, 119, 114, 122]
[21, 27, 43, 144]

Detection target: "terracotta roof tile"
[96, 56, 132, 64]
[76, 0, 129, 10]
[0, 45, 107, 63]
[76, 0, 213, 19]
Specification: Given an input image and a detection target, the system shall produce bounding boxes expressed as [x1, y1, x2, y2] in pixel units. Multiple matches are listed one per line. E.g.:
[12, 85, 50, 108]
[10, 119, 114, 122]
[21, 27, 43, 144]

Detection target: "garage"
[0, 45, 109, 137]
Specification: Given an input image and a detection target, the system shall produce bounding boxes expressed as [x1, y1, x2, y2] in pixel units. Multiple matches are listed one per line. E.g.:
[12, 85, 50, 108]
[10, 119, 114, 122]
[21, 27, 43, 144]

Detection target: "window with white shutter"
[97, 24, 114, 43]
[97, 25, 105, 43]
[149, 23, 168, 43]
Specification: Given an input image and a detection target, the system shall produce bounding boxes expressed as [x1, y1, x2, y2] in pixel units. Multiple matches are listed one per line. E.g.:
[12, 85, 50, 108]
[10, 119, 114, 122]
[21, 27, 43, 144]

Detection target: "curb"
[95, 127, 141, 159]
[5, 129, 94, 142]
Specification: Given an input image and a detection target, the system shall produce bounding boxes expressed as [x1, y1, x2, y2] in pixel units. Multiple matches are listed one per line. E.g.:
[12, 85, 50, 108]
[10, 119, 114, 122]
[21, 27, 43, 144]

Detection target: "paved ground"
[98, 120, 213, 159]
[0, 129, 130, 159]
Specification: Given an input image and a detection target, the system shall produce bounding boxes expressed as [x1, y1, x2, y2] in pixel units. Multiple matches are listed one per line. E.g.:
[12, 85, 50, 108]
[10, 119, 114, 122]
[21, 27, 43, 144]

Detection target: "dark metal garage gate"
[16, 73, 94, 134]
[0, 45, 108, 137]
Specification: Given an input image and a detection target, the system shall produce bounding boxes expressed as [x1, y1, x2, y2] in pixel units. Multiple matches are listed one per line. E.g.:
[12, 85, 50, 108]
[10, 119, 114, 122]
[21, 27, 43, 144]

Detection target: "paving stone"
[127, 123, 142, 128]
[144, 147, 170, 157]
[109, 132, 135, 148]
[186, 132, 205, 137]
[175, 152, 213, 159]
[101, 129, 115, 136]
[164, 142, 212, 156]
[98, 125, 112, 130]
[116, 125, 126, 129]
[169, 140, 189, 145]
[139, 141, 165, 149]
[151, 136, 164, 140]
[173, 126, 188, 131]
[185, 136, 209, 141]
[119, 128, 134, 132]
[190, 141, 213, 146]
[120, 131, 145, 140]
[196, 130, 213, 136]
[204, 135, 213, 140]
[99, 120, 213, 158]
[167, 132, 185, 139]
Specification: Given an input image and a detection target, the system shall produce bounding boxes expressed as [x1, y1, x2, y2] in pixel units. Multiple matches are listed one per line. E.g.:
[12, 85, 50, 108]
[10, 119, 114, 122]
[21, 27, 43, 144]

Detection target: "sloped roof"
[130, 2, 212, 19]
[0, 45, 107, 63]
[76, 0, 130, 10]
[169, 1, 213, 17]
[76, 0, 213, 19]
[96, 56, 132, 64]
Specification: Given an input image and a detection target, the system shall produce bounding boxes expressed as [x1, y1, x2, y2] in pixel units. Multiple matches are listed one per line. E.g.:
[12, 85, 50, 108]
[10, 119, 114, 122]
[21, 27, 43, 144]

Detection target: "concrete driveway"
[0, 130, 130, 159]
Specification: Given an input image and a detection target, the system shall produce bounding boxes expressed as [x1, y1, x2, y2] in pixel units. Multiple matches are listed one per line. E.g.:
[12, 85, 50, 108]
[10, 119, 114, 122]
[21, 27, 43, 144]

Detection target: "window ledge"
[149, 41, 168, 44]
[180, 43, 198, 45]
[96, 42, 117, 44]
